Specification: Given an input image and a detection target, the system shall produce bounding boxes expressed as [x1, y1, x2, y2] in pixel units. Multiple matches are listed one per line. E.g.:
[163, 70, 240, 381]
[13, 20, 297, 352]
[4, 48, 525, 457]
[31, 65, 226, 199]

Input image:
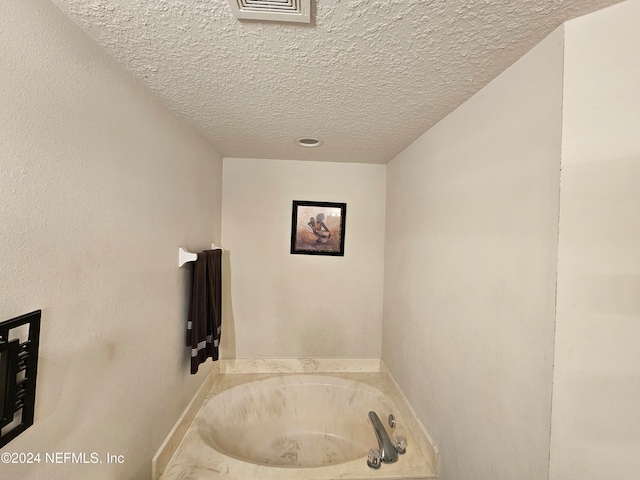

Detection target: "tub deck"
[154, 360, 438, 480]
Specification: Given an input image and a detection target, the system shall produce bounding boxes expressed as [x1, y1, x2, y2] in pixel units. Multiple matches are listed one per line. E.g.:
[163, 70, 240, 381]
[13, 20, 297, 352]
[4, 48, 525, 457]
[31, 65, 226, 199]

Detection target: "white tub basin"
[197, 375, 394, 467]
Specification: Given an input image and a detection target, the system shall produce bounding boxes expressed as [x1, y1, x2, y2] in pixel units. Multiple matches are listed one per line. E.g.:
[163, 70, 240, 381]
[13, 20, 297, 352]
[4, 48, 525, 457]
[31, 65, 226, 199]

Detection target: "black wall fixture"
[0, 310, 41, 448]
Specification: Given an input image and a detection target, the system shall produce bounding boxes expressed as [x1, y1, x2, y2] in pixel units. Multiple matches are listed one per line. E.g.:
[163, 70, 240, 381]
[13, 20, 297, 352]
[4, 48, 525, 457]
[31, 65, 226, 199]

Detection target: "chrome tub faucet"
[368, 411, 398, 465]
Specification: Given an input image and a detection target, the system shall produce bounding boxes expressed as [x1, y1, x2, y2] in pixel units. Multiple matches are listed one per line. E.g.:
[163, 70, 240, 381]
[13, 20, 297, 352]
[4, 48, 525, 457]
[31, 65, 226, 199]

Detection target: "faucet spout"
[368, 411, 398, 464]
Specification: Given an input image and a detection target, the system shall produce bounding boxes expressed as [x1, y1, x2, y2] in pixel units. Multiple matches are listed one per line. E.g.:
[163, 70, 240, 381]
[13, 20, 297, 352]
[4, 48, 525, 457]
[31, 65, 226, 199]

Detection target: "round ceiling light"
[295, 136, 323, 148]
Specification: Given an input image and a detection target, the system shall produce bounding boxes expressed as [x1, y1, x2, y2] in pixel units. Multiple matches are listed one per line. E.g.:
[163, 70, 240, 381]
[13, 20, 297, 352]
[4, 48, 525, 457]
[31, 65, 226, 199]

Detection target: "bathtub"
[156, 361, 438, 480]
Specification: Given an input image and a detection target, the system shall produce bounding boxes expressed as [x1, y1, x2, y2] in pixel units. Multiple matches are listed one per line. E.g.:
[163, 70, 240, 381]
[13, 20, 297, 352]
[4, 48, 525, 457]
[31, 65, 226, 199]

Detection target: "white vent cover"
[228, 0, 311, 23]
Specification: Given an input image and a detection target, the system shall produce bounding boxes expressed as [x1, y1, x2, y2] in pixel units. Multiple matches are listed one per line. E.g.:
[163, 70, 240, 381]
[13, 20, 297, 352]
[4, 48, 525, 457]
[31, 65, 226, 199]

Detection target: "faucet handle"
[393, 435, 407, 454]
[388, 414, 396, 428]
[367, 448, 382, 469]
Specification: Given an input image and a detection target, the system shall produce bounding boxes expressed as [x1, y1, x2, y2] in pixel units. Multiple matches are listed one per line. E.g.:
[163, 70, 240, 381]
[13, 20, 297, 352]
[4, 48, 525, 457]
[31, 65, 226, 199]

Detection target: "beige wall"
[382, 28, 564, 480]
[3, 1, 637, 479]
[550, 1, 640, 478]
[221, 158, 386, 359]
[0, 1, 222, 479]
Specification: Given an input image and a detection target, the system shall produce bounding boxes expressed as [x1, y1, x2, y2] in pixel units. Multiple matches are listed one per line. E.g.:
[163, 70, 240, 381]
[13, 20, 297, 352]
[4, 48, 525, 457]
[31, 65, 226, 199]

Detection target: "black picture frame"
[290, 200, 347, 256]
[0, 339, 19, 428]
[0, 310, 41, 448]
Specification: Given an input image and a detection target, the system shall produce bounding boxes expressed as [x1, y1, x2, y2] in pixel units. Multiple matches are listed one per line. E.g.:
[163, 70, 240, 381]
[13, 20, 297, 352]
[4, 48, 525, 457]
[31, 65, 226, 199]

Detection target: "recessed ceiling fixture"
[228, 0, 311, 24]
[295, 136, 323, 148]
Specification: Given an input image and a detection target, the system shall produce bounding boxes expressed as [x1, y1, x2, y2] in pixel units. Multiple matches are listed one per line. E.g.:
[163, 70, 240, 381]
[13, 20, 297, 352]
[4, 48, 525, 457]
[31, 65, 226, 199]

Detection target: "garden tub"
[156, 368, 437, 480]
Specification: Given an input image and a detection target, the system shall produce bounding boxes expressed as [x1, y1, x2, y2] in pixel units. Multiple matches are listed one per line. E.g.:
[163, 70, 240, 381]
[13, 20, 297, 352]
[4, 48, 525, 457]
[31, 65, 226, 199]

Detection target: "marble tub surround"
[155, 360, 438, 480]
[381, 363, 440, 473]
[219, 357, 382, 374]
[152, 363, 219, 480]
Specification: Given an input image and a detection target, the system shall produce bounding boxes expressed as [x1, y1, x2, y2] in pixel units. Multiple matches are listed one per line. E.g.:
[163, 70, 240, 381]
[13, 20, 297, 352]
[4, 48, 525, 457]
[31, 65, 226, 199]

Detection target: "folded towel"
[186, 249, 222, 374]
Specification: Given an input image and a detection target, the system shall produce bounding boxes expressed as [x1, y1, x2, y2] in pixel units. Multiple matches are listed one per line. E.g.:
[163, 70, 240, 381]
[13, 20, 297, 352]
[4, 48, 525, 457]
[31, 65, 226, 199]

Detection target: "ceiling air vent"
[228, 0, 311, 24]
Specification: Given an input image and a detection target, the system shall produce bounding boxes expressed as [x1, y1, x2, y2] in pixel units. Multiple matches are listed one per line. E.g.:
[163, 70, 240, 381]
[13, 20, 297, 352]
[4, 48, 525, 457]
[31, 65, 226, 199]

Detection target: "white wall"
[550, 1, 640, 478]
[221, 158, 386, 359]
[382, 28, 564, 480]
[0, 1, 222, 479]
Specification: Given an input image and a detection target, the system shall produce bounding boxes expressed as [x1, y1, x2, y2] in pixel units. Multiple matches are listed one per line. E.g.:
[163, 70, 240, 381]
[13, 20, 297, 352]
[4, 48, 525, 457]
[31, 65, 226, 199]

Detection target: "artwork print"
[290, 201, 346, 256]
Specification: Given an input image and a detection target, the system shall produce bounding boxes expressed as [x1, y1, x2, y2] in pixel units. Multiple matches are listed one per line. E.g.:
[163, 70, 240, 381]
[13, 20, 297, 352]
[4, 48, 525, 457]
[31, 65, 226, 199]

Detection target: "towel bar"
[179, 244, 222, 267]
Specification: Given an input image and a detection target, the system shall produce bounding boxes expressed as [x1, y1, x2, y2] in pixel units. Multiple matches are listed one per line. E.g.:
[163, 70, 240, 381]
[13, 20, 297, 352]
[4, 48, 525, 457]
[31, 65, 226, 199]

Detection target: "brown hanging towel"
[186, 249, 222, 374]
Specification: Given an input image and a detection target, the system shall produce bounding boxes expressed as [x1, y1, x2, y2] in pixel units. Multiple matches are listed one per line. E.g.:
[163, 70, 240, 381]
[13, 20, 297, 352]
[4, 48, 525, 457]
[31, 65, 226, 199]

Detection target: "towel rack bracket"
[179, 243, 222, 267]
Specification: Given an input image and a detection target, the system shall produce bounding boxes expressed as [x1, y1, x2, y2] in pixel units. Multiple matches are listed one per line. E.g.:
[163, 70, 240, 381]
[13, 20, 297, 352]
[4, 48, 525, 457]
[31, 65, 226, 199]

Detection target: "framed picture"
[290, 200, 347, 256]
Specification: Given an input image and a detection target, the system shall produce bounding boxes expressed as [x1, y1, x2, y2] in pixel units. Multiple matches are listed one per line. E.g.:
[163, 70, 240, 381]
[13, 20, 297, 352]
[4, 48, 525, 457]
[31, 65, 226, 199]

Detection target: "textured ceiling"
[52, 0, 623, 164]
